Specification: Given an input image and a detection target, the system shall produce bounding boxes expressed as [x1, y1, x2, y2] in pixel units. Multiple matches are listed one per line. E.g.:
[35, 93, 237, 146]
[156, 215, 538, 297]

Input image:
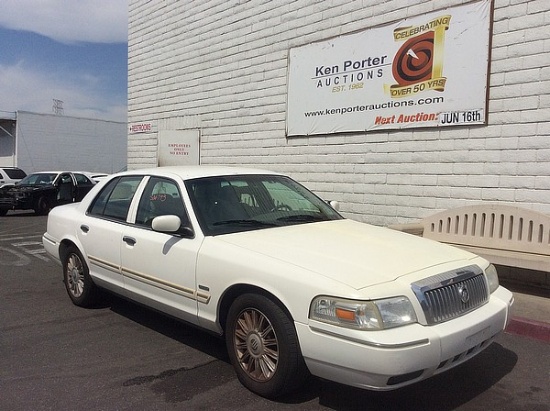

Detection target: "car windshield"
[186, 174, 342, 235]
[17, 173, 57, 185]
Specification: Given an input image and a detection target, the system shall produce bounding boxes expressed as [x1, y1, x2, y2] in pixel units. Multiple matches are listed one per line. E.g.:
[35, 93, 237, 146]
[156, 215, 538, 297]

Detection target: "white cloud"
[0, 0, 127, 44]
[0, 62, 126, 122]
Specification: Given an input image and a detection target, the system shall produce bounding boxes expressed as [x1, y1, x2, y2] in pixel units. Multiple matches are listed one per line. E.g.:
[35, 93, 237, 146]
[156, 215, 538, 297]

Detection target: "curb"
[505, 316, 550, 343]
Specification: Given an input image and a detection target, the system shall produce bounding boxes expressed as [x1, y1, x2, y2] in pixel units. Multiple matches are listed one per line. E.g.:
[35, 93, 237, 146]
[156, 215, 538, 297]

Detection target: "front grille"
[412, 265, 489, 325]
[0, 197, 15, 205]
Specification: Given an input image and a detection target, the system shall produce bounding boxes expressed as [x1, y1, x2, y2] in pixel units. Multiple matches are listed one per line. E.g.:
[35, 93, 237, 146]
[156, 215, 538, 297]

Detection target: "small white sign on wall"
[158, 129, 200, 166]
[129, 122, 157, 134]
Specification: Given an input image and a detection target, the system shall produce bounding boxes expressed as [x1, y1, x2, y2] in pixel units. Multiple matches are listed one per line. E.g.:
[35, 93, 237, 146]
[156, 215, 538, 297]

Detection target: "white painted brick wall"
[128, 0, 550, 224]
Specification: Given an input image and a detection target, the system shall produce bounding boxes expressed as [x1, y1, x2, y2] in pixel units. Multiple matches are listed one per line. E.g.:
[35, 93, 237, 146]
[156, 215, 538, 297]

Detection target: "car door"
[120, 176, 202, 325]
[55, 173, 75, 206]
[77, 175, 144, 291]
[73, 173, 96, 201]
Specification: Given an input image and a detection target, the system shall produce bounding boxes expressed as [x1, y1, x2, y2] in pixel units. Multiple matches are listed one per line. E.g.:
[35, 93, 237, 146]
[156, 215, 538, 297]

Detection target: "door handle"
[80, 225, 89, 233]
[123, 236, 136, 246]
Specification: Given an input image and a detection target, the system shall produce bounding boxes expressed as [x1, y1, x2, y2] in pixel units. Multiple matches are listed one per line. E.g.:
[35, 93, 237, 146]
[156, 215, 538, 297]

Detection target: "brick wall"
[128, 0, 550, 225]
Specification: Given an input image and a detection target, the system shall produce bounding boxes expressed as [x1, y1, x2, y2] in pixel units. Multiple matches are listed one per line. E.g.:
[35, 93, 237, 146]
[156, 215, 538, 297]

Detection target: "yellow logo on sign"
[388, 15, 451, 98]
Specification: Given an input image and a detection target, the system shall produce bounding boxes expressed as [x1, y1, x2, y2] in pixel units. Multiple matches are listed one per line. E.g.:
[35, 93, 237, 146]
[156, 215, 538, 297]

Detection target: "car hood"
[214, 219, 476, 289]
[0, 185, 47, 198]
[7, 184, 49, 192]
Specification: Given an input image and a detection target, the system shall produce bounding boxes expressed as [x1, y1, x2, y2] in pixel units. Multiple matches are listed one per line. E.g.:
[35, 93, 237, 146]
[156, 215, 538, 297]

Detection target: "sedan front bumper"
[296, 286, 513, 390]
[0, 195, 33, 210]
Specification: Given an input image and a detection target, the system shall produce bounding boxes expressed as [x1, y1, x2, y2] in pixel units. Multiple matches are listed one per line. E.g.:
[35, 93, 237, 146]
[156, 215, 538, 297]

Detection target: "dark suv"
[0, 167, 27, 188]
[0, 171, 96, 215]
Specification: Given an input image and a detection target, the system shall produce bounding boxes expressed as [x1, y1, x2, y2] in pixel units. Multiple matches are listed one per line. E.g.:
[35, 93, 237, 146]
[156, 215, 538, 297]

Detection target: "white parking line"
[12, 240, 51, 262]
[12, 241, 43, 247]
[0, 236, 51, 264]
[0, 246, 31, 266]
[0, 234, 44, 242]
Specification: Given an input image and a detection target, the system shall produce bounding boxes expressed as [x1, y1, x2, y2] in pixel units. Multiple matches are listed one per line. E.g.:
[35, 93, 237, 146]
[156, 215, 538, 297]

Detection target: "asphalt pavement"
[503, 282, 550, 343]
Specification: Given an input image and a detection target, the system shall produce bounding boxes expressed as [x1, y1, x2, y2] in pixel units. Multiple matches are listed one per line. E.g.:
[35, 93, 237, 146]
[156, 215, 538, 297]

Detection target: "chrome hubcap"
[234, 308, 279, 382]
[66, 254, 84, 297]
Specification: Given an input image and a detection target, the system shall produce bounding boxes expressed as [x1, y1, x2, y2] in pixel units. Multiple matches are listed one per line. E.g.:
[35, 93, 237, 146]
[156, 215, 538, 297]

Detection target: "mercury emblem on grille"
[458, 284, 470, 304]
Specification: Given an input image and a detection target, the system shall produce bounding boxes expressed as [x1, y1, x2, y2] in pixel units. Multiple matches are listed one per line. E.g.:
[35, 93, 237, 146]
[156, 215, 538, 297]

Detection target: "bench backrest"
[421, 204, 550, 256]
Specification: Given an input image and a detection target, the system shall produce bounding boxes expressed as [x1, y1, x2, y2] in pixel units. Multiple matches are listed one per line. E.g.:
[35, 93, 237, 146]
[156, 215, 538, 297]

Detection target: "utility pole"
[52, 99, 64, 115]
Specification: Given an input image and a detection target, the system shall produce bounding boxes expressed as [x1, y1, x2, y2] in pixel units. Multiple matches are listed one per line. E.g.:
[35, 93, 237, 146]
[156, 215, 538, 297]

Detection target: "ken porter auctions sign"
[286, 0, 491, 136]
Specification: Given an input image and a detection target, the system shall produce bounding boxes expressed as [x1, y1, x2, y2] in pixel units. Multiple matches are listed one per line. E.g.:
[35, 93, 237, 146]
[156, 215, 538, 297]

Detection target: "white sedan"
[43, 166, 513, 398]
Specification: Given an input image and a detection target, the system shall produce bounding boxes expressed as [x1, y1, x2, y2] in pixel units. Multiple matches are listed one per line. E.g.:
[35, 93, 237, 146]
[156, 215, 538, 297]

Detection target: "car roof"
[27, 171, 93, 175]
[115, 165, 283, 181]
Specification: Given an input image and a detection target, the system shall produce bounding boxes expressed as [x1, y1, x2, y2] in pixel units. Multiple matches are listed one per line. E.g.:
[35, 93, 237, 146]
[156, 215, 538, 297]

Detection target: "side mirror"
[151, 215, 194, 238]
[328, 200, 340, 211]
[152, 215, 181, 232]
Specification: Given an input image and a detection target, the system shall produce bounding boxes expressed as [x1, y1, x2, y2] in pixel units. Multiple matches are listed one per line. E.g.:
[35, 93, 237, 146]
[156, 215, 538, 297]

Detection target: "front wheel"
[34, 196, 50, 215]
[63, 245, 97, 307]
[225, 293, 309, 398]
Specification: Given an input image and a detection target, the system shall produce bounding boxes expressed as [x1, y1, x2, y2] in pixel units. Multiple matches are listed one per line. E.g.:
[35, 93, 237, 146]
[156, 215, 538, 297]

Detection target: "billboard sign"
[286, 0, 491, 136]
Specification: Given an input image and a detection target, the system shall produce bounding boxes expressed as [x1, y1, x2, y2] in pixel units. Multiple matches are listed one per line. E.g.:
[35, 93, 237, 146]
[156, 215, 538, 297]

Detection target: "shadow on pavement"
[314, 342, 516, 410]
[99, 292, 518, 410]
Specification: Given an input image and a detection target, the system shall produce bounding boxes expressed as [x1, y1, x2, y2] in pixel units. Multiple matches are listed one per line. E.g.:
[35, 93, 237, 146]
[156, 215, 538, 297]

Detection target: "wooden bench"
[389, 204, 550, 273]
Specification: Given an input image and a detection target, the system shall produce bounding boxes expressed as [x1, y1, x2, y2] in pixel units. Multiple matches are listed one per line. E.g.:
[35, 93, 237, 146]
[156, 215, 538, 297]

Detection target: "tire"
[0, 209, 7, 216]
[34, 196, 50, 215]
[62, 245, 97, 307]
[225, 293, 309, 398]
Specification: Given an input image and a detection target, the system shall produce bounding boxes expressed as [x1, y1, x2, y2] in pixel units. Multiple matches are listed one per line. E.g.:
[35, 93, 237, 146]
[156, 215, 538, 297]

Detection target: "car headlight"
[485, 264, 499, 293]
[309, 296, 417, 330]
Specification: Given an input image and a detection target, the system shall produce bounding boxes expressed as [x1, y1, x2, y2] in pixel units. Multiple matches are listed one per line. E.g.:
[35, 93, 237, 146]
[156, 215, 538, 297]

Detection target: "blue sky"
[0, 0, 127, 122]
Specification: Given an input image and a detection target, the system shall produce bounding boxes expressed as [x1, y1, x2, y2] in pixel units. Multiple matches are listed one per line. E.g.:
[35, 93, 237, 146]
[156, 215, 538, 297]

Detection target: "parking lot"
[1, 211, 549, 411]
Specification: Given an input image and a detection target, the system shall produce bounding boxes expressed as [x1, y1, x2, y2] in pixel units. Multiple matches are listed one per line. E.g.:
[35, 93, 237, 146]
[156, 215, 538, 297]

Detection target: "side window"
[136, 177, 188, 227]
[88, 176, 143, 221]
[59, 174, 73, 185]
[74, 173, 92, 185]
[6, 169, 26, 179]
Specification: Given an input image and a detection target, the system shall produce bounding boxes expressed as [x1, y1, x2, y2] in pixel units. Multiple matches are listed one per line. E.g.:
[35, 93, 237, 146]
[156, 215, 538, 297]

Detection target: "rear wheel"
[63, 245, 97, 307]
[225, 293, 309, 398]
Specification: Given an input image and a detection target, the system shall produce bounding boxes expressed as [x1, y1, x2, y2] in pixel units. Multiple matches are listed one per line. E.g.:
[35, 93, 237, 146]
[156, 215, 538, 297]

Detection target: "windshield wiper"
[276, 214, 327, 223]
[213, 219, 278, 227]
